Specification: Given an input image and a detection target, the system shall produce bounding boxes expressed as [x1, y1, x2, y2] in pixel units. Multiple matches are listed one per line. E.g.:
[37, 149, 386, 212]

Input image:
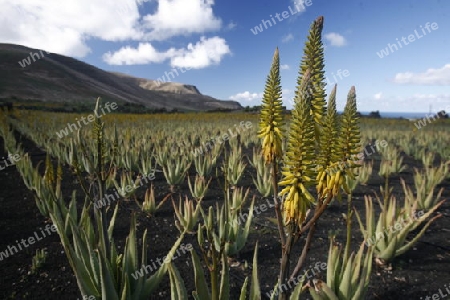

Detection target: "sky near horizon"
[1, 0, 449, 113]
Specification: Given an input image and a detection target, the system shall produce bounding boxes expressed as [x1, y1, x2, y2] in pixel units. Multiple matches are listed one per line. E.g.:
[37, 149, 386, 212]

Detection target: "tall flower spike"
[340, 86, 361, 162]
[278, 69, 316, 226]
[258, 47, 284, 164]
[316, 84, 341, 198]
[338, 86, 361, 194]
[300, 16, 327, 140]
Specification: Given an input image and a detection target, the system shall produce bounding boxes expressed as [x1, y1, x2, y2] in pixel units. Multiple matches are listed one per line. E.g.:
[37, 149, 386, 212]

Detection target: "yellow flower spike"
[334, 86, 362, 196]
[278, 68, 316, 227]
[258, 47, 285, 164]
[300, 16, 327, 142]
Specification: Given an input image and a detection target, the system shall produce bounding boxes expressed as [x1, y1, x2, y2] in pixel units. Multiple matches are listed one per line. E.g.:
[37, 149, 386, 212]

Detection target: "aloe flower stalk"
[339, 86, 362, 265]
[257, 47, 287, 251]
[300, 16, 327, 140]
[277, 68, 317, 300]
[339, 86, 362, 180]
[316, 84, 340, 199]
[278, 69, 316, 226]
[258, 47, 284, 164]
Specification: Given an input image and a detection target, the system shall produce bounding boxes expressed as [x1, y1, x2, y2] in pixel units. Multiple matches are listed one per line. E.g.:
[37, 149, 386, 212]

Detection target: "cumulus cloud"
[103, 36, 230, 68]
[374, 92, 383, 99]
[142, 0, 222, 41]
[170, 36, 230, 69]
[0, 0, 149, 57]
[280, 64, 290, 70]
[0, 0, 223, 58]
[324, 32, 347, 47]
[392, 64, 450, 85]
[103, 43, 179, 65]
[230, 88, 292, 104]
[229, 91, 263, 102]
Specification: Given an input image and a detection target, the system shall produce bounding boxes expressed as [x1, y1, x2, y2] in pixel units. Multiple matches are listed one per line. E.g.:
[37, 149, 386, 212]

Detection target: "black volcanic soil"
[0, 131, 449, 300]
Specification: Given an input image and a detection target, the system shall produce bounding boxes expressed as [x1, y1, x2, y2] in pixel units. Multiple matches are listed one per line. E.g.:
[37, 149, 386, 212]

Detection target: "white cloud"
[229, 91, 263, 102]
[374, 92, 383, 99]
[103, 36, 230, 68]
[170, 36, 231, 69]
[392, 64, 450, 85]
[0, 0, 149, 57]
[230, 89, 292, 105]
[142, 0, 221, 41]
[324, 32, 347, 47]
[103, 43, 178, 65]
[282, 33, 294, 43]
[0, 0, 223, 57]
[281, 64, 290, 70]
[226, 21, 237, 31]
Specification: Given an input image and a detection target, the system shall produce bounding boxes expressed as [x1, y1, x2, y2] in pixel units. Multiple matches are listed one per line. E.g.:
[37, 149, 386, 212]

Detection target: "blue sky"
[3, 0, 450, 113]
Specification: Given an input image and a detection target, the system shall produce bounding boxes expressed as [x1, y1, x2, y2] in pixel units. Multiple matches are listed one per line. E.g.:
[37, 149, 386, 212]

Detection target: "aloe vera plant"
[413, 162, 449, 196]
[249, 147, 273, 197]
[308, 238, 373, 300]
[223, 145, 247, 188]
[113, 170, 140, 198]
[161, 155, 191, 193]
[402, 177, 444, 211]
[421, 151, 435, 168]
[183, 190, 255, 299]
[224, 187, 255, 256]
[140, 184, 169, 215]
[356, 161, 373, 186]
[12, 99, 188, 299]
[173, 196, 201, 234]
[154, 143, 169, 167]
[167, 242, 262, 300]
[193, 152, 217, 178]
[253, 162, 273, 197]
[255, 16, 367, 299]
[188, 174, 211, 201]
[355, 194, 445, 265]
[138, 150, 156, 181]
[122, 148, 140, 171]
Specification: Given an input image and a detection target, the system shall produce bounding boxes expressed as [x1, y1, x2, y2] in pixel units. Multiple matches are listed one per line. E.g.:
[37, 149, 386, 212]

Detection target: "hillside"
[0, 44, 241, 111]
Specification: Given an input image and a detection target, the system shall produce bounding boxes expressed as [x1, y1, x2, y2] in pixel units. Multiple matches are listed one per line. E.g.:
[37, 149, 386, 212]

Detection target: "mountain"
[0, 43, 242, 111]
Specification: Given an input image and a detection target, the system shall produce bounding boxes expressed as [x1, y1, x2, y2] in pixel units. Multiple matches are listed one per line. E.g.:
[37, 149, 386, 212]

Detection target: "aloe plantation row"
[0, 16, 449, 300]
